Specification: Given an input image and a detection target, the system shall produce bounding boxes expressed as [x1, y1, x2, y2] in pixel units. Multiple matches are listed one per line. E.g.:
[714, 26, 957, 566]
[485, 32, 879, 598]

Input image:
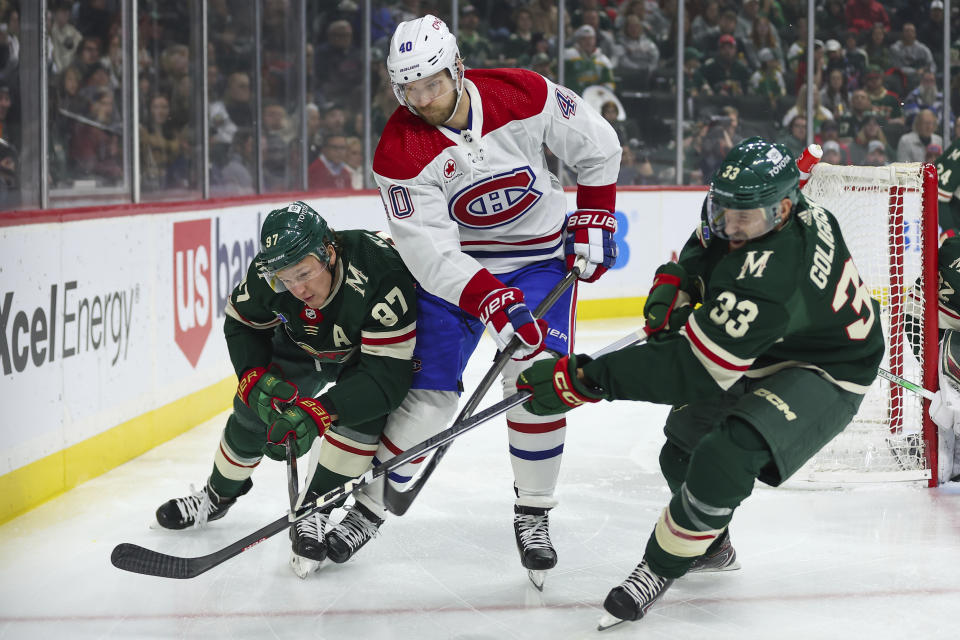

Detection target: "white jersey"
[373, 68, 621, 315]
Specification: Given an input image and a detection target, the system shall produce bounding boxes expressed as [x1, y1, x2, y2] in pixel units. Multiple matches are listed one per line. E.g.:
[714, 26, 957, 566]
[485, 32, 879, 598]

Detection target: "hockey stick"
[110, 328, 646, 579]
[285, 441, 299, 511]
[381, 256, 587, 516]
[877, 367, 935, 401]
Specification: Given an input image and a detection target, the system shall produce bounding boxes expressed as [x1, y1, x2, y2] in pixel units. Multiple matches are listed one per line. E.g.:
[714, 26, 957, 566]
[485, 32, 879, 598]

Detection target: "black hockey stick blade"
[111, 513, 291, 579]
[382, 258, 585, 516]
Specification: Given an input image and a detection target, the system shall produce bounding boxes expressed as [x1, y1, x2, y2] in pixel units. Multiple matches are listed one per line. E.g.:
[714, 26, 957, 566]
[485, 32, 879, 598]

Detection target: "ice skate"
[325, 502, 383, 563]
[155, 478, 252, 530]
[687, 529, 740, 573]
[288, 508, 330, 578]
[598, 560, 674, 630]
[513, 505, 557, 591]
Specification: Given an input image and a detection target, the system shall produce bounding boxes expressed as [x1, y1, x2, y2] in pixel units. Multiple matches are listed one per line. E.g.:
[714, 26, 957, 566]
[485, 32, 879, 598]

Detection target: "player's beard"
[414, 87, 458, 126]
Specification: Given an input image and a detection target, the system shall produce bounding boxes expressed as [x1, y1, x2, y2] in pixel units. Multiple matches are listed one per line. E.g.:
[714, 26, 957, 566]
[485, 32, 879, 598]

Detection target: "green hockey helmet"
[706, 137, 800, 243]
[256, 201, 336, 278]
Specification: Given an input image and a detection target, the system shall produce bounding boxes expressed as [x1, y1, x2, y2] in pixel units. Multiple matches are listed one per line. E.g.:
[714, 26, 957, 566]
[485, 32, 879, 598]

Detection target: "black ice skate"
[155, 478, 252, 530]
[324, 502, 383, 563]
[687, 529, 741, 573]
[289, 507, 331, 578]
[513, 505, 557, 591]
[598, 560, 675, 630]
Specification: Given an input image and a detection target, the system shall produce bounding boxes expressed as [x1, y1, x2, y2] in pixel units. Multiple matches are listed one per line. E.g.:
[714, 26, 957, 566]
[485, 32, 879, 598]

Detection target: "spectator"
[823, 39, 846, 76]
[793, 39, 825, 93]
[600, 99, 639, 145]
[617, 142, 642, 185]
[574, 0, 614, 32]
[530, 52, 555, 82]
[784, 17, 808, 74]
[458, 6, 498, 69]
[211, 127, 254, 195]
[73, 36, 103, 80]
[615, 14, 659, 79]
[821, 139, 845, 165]
[841, 29, 868, 87]
[501, 8, 541, 68]
[820, 120, 854, 164]
[897, 109, 942, 162]
[702, 34, 751, 96]
[139, 93, 181, 191]
[904, 71, 948, 127]
[705, 10, 743, 58]
[889, 22, 936, 82]
[743, 16, 783, 70]
[863, 65, 905, 125]
[0, 82, 15, 147]
[99, 33, 122, 91]
[865, 138, 889, 166]
[69, 87, 122, 185]
[307, 134, 351, 190]
[0, 136, 17, 207]
[820, 68, 850, 118]
[580, 8, 617, 63]
[314, 19, 362, 109]
[748, 48, 786, 106]
[863, 23, 893, 71]
[318, 102, 348, 143]
[209, 71, 253, 146]
[306, 103, 322, 164]
[700, 115, 736, 179]
[757, 0, 787, 31]
[817, 0, 849, 42]
[262, 101, 295, 191]
[851, 114, 894, 163]
[50, 2, 82, 74]
[920, 1, 946, 69]
[563, 25, 615, 95]
[683, 47, 709, 97]
[777, 114, 808, 157]
[528, 0, 570, 40]
[0, 20, 19, 82]
[344, 136, 364, 190]
[692, 0, 721, 53]
[838, 89, 874, 141]
[736, 0, 760, 42]
[845, 0, 891, 33]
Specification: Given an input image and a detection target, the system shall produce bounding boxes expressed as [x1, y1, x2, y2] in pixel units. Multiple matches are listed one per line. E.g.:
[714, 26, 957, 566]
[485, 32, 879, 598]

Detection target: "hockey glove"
[644, 262, 691, 334]
[263, 398, 334, 460]
[564, 210, 618, 282]
[479, 287, 548, 360]
[517, 354, 605, 416]
[237, 366, 299, 424]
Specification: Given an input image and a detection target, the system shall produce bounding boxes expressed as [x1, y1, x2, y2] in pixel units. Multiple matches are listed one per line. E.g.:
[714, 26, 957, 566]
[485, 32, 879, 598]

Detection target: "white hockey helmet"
[387, 14, 463, 116]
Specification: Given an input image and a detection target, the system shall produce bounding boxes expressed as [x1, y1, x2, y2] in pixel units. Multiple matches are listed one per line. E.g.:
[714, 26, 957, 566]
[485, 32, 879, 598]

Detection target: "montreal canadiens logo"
[449, 167, 543, 229]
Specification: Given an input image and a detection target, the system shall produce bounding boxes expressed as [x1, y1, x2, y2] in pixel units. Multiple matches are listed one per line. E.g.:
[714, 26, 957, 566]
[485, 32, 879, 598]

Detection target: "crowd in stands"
[20, 0, 960, 202]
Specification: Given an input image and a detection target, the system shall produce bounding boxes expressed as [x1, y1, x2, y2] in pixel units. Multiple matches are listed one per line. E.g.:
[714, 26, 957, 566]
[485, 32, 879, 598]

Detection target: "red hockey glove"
[478, 287, 548, 360]
[237, 366, 299, 424]
[643, 262, 691, 334]
[564, 210, 618, 282]
[517, 354, 605, 416]
[263, 398, 334, 460]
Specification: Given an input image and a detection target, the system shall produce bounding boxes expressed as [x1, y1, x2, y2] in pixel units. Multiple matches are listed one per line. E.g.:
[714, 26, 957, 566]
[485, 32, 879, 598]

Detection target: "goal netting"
[796, 162, 939, 485]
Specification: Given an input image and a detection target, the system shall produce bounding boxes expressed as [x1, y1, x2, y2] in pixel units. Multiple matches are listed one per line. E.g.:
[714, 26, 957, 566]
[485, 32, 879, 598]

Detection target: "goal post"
[798, 162, 939, 486]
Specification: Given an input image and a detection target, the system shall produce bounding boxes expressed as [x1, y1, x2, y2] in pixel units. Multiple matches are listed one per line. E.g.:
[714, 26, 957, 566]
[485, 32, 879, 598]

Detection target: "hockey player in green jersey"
[155, 201, 418, 577]
[517, 137, 885, 629]
[933, 139, 960, 229]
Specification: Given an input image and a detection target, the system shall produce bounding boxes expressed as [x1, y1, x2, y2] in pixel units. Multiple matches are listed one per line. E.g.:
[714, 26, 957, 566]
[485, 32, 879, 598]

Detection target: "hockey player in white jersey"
[322, 14, 621, 586]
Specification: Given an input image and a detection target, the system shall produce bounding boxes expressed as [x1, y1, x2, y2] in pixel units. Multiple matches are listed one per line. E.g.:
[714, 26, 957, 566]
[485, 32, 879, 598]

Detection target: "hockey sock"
[646, 417, 772, 578]
[658, 439, 692, 494]
[210, 424, 264, 498]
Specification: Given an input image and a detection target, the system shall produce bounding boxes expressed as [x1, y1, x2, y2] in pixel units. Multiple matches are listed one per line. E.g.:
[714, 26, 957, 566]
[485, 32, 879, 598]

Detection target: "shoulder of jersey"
[373, 68, 549, 181]
[342, 229, 410, 282]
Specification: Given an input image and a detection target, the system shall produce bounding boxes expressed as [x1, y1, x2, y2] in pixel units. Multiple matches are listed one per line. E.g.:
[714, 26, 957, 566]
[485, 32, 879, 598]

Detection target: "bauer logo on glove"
[565, 210, 619, 282]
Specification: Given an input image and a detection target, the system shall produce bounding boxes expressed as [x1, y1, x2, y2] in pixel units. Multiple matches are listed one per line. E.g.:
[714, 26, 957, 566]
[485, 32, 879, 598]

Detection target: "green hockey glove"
[516, 354, 605, 416]
[644, 262, 690, 334]
[263, 398, 334, 460]
[237, 366, 299, 424]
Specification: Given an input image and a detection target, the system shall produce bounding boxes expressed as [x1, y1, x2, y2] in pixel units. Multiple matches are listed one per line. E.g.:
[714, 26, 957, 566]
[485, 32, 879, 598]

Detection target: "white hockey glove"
[564, 210, 618, 282]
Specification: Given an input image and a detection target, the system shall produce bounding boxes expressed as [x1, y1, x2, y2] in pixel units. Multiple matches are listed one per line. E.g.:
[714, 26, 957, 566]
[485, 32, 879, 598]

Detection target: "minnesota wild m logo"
[736, 250, 774, 280]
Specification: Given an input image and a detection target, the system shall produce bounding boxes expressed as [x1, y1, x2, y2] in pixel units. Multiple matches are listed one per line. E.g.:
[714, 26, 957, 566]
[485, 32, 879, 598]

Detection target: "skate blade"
[597, 612, 627, 631]
[527, 569, 546, 591]
[689, 559, 741, 573]
[289, 552, 323, 579]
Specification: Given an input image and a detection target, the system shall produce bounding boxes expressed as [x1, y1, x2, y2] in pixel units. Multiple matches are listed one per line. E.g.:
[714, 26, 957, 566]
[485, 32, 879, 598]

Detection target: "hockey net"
[797, 162, 939, 486]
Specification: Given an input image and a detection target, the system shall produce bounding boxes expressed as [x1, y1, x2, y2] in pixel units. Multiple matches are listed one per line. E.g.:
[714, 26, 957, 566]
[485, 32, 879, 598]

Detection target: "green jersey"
[224, 230, 417, 427]
[935, 139, 960, 229]
[584, 196, 885, 404]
